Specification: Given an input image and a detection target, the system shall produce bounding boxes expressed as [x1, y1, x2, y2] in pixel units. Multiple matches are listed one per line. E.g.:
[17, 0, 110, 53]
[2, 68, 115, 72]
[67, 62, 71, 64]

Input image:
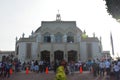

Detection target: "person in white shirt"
[99, 60, 105, 76]
[117, 59, 120, 67]
[30, 60, 34, 71]
[117, 59, 120, 77]
[105, 59, 111, 75]
[113, 62, 120, 80]
[39, 60, 44, 73]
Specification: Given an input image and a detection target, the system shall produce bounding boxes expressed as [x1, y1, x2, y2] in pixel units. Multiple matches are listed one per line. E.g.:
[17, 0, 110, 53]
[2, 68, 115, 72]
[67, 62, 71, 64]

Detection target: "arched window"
[43, 32, 51, 43]
[68, 50, 77, 62]
[67, 32, 74, 43]
[55, 32, 63, 43]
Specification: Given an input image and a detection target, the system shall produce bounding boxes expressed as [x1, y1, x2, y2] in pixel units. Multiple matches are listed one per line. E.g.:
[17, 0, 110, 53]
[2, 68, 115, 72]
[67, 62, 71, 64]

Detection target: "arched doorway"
[68, 50, 77, 62]
[41, 50, 50, 62]
[54, 50, 64, 62]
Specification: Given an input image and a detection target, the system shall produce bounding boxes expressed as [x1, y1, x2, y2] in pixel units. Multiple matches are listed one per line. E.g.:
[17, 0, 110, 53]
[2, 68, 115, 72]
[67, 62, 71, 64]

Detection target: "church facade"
[15, 14, 102, 63]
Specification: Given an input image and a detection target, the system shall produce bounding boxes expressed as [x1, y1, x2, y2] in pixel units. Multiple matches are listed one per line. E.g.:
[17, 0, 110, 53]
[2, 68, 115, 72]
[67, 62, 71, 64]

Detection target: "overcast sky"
[0, 0, 120, 57]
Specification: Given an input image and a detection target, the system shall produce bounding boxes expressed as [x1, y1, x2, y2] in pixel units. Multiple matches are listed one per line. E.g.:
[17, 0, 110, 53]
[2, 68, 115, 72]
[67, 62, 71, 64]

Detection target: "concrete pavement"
[0, 71, 115, 80]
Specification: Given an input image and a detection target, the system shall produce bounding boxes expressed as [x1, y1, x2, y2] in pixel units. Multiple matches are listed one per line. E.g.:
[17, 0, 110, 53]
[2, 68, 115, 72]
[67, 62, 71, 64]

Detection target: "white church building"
[15, 13, 102, 63]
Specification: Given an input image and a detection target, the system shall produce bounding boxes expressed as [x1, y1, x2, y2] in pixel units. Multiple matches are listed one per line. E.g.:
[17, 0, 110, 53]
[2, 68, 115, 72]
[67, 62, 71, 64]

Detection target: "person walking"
[113, 62, 120, 80]
[34, 60, 39, 73]
[105, 59, 111, 76]
[99, 60, 105, 76]
[5, 62, 11, 78]
[38, 60, 43, 73]
[92, 60, 99, 77]
[30, 60, 34, 71]
[117, 59, 120, 76]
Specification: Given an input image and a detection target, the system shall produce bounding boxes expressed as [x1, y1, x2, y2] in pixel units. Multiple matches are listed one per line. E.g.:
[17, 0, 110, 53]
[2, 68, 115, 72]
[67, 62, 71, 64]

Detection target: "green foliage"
[82, 33, 88, 39]
[104, 0, 120, 20]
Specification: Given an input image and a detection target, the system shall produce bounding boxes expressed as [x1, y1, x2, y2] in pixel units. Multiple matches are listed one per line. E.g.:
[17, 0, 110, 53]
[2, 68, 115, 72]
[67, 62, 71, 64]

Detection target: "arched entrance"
[54, 50, 64, 62]
[41, 50, 50, 62]
[68, 50, 77, 62]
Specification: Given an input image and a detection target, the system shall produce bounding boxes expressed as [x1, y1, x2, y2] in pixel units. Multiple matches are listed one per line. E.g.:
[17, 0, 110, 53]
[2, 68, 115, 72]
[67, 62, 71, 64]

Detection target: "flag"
[110, 32, 114, 55]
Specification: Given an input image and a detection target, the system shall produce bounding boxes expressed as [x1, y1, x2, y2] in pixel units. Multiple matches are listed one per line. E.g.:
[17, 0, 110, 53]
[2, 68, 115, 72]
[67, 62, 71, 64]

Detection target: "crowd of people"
[0, 55, 19, 79]
[91, 59, 120, 80]
[1, 55, 120, 80]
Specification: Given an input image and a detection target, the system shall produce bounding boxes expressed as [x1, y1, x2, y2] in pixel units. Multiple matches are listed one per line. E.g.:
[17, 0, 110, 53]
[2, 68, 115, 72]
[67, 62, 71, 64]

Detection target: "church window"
[67, 32, 74, 43]
[43, 32, 51, 43]
[55, 32, 63, 43]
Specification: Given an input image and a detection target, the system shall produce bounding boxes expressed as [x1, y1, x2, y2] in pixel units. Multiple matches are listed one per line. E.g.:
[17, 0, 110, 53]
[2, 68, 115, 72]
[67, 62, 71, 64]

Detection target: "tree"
[104, 0, 120, 21]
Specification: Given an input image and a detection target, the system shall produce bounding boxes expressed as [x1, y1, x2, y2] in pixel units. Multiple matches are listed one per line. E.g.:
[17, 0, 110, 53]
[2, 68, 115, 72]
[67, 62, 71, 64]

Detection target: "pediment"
[65, 27, 77, 35]
[53, 27, 65, 34]
[41, 27, 52, 35]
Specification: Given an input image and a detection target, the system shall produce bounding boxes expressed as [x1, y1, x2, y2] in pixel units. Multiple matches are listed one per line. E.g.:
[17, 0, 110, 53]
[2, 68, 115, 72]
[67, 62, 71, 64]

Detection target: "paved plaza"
[0, 71, 115, 80]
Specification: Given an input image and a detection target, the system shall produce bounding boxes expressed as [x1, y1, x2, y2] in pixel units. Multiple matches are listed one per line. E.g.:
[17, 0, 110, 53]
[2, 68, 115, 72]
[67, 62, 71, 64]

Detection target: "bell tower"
[56, 10, 61, 21]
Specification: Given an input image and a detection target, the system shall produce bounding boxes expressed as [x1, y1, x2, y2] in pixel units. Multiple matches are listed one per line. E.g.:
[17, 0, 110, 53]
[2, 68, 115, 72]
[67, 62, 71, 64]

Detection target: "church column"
[63, 34, 67, 61]
[63, 34, 67, 42]
[37, 42, 41, 60]
[51, 34, 54, 62]
[77, 43, 80, 61]
[77, 33, 81, 42]
[64, 43, 67, 61]
[77, 34, 81, 61]
[36, 33, 41, 60]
